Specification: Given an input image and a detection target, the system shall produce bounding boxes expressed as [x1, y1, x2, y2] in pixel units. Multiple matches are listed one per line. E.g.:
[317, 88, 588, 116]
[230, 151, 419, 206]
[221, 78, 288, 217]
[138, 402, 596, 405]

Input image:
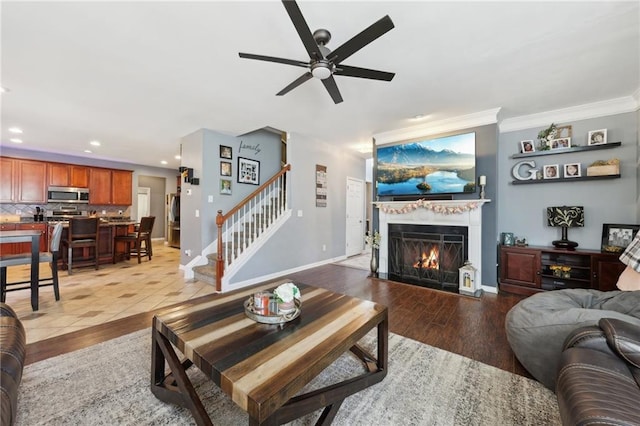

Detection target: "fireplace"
[375, 199, 489, 294]
[388, 224, 467, 292]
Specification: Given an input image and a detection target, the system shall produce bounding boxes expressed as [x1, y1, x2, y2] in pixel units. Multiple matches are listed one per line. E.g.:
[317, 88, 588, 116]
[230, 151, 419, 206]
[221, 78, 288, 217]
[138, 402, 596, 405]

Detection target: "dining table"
[0, 230, 41, 311]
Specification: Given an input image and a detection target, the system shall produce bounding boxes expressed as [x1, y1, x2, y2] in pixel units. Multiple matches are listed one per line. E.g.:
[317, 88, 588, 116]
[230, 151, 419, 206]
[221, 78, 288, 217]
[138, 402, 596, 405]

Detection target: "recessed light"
[84, 149, 92, 153]
[174, 155, 181, 160]
[89, 140, 101, 146]
[8, 127, 23, 134]
[161, 160, 168, 165]
[10, 138, 22, 144]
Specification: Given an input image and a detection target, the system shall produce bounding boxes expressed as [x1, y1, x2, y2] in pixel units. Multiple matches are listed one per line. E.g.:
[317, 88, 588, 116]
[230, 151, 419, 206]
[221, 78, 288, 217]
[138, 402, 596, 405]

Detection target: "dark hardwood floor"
[25, 263, 531, 379]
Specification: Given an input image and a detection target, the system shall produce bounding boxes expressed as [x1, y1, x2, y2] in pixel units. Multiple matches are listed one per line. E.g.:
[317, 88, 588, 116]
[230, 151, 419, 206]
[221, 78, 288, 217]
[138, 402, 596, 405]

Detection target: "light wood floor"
[20, 250, 530, 379]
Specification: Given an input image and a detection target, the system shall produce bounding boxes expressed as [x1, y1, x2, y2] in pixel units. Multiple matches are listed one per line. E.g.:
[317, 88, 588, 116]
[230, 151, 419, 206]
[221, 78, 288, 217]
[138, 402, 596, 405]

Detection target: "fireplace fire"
[389, 224, 467, 293]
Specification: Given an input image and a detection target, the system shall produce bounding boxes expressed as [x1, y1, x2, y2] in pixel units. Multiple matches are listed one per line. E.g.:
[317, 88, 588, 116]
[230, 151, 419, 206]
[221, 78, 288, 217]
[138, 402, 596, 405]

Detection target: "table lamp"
[547, 206, 584, 249]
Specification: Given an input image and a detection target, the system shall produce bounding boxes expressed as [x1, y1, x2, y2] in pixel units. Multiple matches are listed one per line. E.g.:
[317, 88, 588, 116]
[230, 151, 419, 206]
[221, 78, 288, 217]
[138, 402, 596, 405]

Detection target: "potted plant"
[273, 282, 300, 313]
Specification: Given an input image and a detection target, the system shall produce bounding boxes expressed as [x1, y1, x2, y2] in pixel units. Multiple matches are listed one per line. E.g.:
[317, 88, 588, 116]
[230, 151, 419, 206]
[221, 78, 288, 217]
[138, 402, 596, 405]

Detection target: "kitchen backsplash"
[0, 203, 131, 218]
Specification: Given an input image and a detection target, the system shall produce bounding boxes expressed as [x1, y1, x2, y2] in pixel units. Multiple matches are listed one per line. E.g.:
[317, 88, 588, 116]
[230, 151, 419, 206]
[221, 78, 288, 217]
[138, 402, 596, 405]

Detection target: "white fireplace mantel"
[374, 199, 491, 289]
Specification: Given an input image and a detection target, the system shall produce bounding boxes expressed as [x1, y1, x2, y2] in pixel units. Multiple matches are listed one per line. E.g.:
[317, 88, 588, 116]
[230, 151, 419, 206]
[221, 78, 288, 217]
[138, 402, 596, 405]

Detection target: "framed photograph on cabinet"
[220, 161, 232, 177]
[588, 129, 607, 146]
[220, 145, 232, 159]
[601, 223, 639, 253]
[220, 179, 232, 195]
[563, 163, 581, 178]
[549, 137, 571, 150]
[520, 140, 535, 153]
[238, 157, 260, 185]
[543, 164, 559, 179]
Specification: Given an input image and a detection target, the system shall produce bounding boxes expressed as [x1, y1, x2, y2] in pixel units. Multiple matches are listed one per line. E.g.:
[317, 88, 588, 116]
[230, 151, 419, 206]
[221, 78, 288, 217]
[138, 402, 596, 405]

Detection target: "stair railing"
[215, 164, 291, 290]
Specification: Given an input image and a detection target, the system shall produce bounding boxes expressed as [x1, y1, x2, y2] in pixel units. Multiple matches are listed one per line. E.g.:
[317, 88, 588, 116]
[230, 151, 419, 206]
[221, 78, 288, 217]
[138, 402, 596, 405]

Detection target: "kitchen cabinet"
[89, 168, 132, 205]
[499, 245, 624, 296]
[0, 223, 47, 255]
[48, 163, 89, 188]
[0, 158, 47, 203]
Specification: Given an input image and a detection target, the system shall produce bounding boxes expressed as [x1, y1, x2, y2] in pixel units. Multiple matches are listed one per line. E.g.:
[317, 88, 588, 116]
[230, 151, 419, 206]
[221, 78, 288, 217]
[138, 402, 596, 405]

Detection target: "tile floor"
[3, 242, 218, 344]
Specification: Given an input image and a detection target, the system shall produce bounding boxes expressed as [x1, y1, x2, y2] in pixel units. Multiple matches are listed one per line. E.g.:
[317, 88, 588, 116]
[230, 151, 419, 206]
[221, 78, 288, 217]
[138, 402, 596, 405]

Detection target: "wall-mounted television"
[376, 132, 476, 198]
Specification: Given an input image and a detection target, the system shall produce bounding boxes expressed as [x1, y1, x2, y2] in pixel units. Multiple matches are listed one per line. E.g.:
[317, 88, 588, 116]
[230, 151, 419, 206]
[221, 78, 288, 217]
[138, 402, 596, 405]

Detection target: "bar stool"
[62, 217, 100, 275]
[113, 216, 155, 263]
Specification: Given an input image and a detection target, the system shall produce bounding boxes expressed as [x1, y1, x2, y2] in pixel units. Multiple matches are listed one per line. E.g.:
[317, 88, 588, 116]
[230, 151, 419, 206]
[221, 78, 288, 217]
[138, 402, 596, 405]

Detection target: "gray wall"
[179, 128, 282, 265]
[498, 112, 638, 250]
[231, 132, 366, 283]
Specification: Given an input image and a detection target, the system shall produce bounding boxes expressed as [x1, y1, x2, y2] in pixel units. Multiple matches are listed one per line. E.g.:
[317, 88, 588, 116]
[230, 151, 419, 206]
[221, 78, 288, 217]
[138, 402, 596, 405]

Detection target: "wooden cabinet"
[89, 168, 132, 205]
[500, 245, 625, 296]
[0, 223, 47, 255]
[48, 163, 89, 188]
[111, 170, 133, 205]
[0, 158, 16, 203]
[0, 158, 47, 203]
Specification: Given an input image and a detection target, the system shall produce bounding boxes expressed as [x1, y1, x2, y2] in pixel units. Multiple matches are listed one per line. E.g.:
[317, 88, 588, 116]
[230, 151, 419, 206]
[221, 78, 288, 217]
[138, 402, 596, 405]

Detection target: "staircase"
[193, 165, 291, 290]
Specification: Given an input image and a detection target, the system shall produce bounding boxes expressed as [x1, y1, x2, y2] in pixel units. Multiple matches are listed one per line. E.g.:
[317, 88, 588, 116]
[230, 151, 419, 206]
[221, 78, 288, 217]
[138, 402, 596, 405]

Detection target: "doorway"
[345, 177, 365, 257]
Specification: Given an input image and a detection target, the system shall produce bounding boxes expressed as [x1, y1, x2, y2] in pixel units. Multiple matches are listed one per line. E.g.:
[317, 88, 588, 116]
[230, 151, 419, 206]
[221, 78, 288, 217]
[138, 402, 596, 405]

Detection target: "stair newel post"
[215, 210, 224, 291]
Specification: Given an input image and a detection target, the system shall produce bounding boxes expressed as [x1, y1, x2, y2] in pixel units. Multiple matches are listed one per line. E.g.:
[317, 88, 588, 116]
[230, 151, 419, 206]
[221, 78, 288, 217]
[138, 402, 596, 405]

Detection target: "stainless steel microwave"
[47, 186, 90, 204]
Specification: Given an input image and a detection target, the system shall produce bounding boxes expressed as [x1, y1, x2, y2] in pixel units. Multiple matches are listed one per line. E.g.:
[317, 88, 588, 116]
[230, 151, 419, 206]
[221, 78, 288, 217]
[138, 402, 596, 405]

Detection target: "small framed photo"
[548, 137, 571, 150]
[556, 125, 572, 139]
[588, 129, 607, 146]
[220, 161, 232, 176]
[238, 157, 260, 185]
[220, 179, 232, 195]
[543, 164, 559, 179]
[563, 163, 581, 178]
[601, 223, 640, 253]
[520, 140, 535, 153]
[220, 145, 232, 159]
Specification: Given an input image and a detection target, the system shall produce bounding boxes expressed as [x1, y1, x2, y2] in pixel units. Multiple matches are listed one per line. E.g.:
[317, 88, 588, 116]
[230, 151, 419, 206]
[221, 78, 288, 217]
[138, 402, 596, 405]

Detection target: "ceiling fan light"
[311, 64, 332, 80]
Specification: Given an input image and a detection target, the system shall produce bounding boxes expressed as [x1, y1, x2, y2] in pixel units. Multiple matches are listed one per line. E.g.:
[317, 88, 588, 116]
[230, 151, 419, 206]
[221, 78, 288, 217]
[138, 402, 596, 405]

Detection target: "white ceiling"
[1, 1, 638, 170]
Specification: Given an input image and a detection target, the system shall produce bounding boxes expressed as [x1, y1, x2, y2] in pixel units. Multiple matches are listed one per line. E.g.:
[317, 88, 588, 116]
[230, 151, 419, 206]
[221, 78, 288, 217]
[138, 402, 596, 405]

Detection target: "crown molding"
[373, 108, 501, 146]
[499, 95, 640, 133]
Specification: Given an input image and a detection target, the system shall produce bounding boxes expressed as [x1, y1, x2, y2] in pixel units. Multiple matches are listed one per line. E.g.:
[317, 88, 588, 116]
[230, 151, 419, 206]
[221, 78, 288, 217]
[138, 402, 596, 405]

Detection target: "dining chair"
[0, 222, 63, 303]
[113, 216, 155, 264]
[62, 217, 100, 275]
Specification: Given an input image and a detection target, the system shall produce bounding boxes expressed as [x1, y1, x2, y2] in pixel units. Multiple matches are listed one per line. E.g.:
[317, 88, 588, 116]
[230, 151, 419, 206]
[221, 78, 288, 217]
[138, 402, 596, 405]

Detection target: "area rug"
[334, 252, 371, 271]
[16, 330, 560, 425]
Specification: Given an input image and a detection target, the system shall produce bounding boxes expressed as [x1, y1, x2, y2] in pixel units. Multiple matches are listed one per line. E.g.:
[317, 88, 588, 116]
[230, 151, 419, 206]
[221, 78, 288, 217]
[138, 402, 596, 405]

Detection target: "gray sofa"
[505, 288, 640, 390]
[0, 303, 26, 426]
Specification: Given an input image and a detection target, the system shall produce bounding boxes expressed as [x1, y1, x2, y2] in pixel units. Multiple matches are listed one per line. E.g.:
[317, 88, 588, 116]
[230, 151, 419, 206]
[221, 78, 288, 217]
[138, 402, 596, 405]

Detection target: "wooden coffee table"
[151, 279, 388, 425]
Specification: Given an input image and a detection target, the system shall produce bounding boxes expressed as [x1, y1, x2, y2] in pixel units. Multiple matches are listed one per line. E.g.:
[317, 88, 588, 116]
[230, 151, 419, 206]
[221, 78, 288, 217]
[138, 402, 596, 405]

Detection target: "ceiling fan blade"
[321, 76, 343, 104]
[335, 65, 395, 81]
[239, 53, 309, 68]
[327, 15, 394, 64]
[276, 72, 313, 96]
[282, 0, 324, 61]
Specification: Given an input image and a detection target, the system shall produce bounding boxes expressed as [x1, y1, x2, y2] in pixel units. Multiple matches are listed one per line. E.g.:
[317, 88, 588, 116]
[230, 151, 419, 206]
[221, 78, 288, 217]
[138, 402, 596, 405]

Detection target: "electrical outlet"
[297, 210, 303, 217]
[118, 210, 123, 215]
[208, 195, 213, 203]
[185, 249, 192, 256]
[15, 210, 21, 215]
[102, 210, 106, 215]
[322, 244, 326, 252]
[195, 209, 199, 218]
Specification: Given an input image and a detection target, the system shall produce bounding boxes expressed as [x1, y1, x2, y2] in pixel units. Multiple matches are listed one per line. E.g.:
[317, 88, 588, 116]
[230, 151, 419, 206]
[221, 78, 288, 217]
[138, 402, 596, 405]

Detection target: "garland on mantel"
[379, 200, 480, 215]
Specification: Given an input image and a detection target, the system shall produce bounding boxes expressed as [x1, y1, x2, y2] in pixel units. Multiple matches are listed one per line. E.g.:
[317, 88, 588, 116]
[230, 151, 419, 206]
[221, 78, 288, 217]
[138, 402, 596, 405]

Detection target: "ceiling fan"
[239, 0, 395, 104]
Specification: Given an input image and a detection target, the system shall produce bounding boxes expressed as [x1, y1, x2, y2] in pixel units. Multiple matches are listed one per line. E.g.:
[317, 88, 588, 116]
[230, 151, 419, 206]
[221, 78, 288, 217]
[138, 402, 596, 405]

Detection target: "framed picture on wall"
[563, 163, 581, 178]
[543, 164, 559, 179]
[549, 137, 571, 150]
[220, 179, 232, 195]
[220, 145, 232, 159]
[238, 157, 260, 185]
[588, 129, 607, 146]
[520, 140, 535, 153]
[220, 161, 232, 176]
[601, 223, 640, 253]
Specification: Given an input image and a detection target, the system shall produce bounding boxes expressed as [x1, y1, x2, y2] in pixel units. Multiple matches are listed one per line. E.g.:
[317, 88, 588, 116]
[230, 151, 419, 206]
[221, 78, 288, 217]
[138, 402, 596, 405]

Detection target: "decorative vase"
[370, 248, 378, 275]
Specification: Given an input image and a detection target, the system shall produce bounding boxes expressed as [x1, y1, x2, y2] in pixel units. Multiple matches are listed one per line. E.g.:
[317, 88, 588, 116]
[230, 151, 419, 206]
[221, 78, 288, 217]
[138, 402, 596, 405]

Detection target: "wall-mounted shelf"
[511, 141, 621, 159]
[512, 174, 620, 185]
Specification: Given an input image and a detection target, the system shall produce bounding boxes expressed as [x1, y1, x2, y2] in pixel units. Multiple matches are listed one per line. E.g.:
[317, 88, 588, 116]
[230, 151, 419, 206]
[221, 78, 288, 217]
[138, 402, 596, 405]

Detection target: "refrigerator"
[167, 193, 180, 248]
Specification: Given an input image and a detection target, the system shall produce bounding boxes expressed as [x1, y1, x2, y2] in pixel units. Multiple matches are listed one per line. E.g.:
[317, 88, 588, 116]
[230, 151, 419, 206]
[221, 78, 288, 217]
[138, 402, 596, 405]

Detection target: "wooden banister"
[215, 164, 291, 290]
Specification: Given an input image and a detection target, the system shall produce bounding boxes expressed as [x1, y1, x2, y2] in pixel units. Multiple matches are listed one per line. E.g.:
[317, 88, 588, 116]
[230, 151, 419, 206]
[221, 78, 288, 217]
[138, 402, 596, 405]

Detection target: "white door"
[345, 177, 365, 257]
[137, 187, 151, 220]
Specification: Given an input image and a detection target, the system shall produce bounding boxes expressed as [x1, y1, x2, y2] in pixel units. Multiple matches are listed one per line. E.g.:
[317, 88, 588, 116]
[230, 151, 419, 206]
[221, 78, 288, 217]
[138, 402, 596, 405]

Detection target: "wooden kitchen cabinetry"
[48, 163, 90, 188]
[499, 245, 625, 296]
[0, 158, 47, 203]
[0, 223, 47, 255]
[89, 168, 132, 205]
